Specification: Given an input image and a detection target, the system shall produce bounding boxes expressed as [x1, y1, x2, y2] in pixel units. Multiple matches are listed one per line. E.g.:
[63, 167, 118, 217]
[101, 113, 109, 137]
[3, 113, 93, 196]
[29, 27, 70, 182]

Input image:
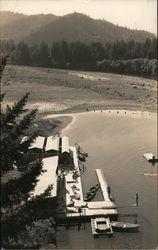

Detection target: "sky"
[1, 0, 157, 35]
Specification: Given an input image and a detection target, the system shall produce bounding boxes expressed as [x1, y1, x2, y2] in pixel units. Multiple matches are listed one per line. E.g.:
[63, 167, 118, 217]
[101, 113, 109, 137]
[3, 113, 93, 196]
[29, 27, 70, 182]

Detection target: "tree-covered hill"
[1, 11, 58, 40]
[1, 11, 155, 44]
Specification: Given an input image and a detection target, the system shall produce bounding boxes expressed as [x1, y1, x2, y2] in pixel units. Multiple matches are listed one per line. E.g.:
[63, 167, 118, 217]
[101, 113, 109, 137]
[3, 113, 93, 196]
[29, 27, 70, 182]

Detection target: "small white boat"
[91, 217, 113, 237]
[111, 221, 140, 231]
[66, 207, 78, 213]
[143, 153, 157, 162]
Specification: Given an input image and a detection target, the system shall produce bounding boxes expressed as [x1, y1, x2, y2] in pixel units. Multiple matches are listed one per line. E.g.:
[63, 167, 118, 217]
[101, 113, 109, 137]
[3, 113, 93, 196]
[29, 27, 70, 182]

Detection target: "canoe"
[89, 184, 100, 192]
[84, 184, 100, 201]
[111, 221, 140, 231]
[84, 190, 96, 202]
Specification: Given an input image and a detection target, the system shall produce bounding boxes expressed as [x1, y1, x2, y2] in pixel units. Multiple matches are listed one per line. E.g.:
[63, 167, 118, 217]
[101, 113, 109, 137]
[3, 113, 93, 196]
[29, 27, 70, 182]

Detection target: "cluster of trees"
[1, 58, 56, 248]
[50, 38, 157, 64]
[1, 38, 157, 77]
[97, 58, 157, 77]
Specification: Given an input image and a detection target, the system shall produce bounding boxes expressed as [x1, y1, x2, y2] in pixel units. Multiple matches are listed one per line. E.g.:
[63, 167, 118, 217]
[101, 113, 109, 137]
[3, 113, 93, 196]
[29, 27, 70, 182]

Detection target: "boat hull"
[111, 221, 140, 231]
[84, 184, 100, 202]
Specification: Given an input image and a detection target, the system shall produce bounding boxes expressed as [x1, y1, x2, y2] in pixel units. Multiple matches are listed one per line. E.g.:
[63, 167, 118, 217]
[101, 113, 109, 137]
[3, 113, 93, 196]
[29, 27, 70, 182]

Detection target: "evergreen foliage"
[0, 55, 9, 81]
[1, 38, 157, 77]
[1, 62, 56, 249]
[1, 92, 38, 173]
[5, 217, 56, 249]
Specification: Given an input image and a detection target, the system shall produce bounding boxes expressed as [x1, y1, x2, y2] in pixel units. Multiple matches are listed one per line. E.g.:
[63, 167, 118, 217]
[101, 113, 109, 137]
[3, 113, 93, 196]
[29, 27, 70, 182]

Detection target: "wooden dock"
[55, 137, 118, 222]
[95, 169, 116, 207]
[62, 152, 118, 220]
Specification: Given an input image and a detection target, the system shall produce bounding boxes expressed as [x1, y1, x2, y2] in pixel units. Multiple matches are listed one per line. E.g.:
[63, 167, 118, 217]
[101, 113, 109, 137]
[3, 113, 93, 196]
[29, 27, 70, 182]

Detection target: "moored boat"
[78, 153, 86, 162]
[84, 190, 96, 202]
[89, 184, 100, 192]
[84, 184, 100, 201]
[111, 221, 140, 231]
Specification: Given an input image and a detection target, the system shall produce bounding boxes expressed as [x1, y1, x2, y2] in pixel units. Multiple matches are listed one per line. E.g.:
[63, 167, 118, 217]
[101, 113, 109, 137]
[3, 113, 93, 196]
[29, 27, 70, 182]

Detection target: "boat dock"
[57, 144, 118, 221]
[95, 169, 116, 208]
[28, 135, 118, 222]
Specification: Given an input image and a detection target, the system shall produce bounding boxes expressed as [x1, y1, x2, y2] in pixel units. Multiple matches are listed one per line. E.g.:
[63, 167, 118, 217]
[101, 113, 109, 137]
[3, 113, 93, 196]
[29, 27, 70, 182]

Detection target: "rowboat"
[89, 184, 100, 192]
[84, 190, 96, 202]
[84, 184, 100, 202]
[91, 217, 113, 237]
[111, 221, 140, 231]
[78, 153, 87, 162]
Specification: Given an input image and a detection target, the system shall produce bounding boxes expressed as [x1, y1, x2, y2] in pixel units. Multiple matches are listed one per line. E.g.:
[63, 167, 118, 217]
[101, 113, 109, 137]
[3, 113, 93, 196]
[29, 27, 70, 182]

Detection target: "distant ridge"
[1, 11, 155, 44]
[1, 11, 58, 40]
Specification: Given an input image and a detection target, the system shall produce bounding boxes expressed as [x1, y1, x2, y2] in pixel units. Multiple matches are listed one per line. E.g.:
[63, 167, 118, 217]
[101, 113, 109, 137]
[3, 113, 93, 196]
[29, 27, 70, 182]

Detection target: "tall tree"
[38, 42, 51, 67]
[1, 93, 38, 173]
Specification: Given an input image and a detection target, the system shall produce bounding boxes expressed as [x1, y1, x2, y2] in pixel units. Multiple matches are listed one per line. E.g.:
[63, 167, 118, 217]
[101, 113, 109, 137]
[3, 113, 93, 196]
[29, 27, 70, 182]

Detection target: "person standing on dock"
[107, 186, 111, 197]
[78, 207, 82, 216]
[136, 193, 139, 206]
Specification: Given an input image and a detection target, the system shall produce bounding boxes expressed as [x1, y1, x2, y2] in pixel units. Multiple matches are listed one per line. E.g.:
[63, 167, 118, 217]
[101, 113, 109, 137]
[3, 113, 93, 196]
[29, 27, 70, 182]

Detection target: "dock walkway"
[56, 136, 118, 221]
[95, 169, 116, 208]
[64, 150, 118, 219]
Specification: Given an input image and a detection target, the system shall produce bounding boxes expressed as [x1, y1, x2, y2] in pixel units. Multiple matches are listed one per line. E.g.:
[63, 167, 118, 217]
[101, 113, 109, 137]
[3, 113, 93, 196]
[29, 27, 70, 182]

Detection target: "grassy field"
[2, 64, 157, 116]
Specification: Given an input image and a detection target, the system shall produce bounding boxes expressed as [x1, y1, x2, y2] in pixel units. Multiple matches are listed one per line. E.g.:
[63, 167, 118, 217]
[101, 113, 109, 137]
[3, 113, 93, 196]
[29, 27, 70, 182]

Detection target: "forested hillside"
[1, 38, 157, 78]
[1, 11, 58, 40]
[1, 11, 155, 43]
[1, 11, 157, 78]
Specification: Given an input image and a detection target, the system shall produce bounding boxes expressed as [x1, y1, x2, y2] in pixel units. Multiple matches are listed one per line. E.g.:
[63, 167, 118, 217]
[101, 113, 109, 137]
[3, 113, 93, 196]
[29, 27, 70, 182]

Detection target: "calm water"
[56, 110, 157, 249]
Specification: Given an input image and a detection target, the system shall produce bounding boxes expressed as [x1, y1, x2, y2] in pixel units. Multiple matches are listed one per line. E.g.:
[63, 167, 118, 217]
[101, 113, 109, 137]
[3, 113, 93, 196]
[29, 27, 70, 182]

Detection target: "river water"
[56, 110, 157, 249]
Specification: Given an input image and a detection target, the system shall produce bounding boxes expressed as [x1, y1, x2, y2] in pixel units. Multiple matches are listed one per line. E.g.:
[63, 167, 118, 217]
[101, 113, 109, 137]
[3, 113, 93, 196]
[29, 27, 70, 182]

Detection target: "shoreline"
[43, 108, 157, 134]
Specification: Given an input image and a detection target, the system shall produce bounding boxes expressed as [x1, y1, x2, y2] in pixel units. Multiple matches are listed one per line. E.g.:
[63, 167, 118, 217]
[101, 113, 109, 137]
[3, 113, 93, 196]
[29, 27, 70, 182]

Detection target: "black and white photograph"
[0, 0, 157, 249]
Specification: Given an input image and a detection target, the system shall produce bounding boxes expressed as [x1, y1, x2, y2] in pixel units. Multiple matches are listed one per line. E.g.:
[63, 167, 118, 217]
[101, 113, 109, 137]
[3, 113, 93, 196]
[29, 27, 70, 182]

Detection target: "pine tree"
[1, 92, 38, 173]
[13, 41, 31, 65]
[38, 42, 51, 67]
[0, 55, 9, 81]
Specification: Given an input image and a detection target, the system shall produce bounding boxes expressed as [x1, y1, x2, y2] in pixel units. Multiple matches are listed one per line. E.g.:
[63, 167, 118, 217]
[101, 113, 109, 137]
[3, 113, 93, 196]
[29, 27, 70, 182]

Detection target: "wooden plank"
[95, 169, 117, 209]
